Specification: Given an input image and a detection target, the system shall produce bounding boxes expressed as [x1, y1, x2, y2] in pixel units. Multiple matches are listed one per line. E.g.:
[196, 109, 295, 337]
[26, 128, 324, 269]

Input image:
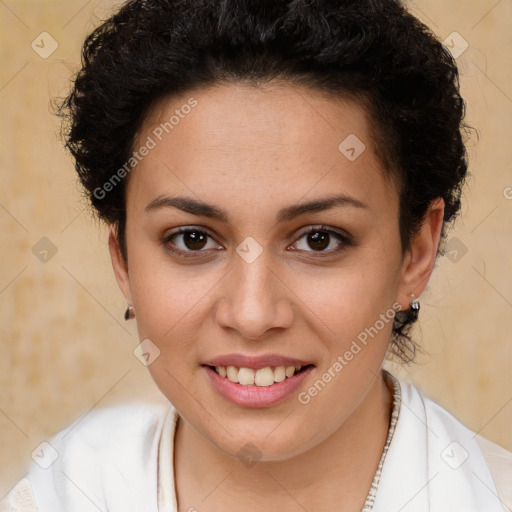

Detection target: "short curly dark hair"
[58, 0, 470, 362]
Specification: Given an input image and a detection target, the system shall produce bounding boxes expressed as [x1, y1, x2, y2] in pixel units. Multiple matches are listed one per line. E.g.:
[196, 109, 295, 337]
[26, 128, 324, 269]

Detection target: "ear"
[397, 198, 445, 309]
[108, 225, 133, 304]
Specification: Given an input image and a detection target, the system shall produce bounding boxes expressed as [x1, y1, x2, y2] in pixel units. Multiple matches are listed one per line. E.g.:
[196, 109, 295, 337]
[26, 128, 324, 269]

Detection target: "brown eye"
[306, 231, 330, 251]
[180, 230, 208, 250]
[290, 226, 352, 256]
[162, 227, 224, 258]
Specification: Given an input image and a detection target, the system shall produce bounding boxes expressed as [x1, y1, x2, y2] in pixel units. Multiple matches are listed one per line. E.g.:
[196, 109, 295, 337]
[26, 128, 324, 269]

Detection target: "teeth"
[211, 364, 306, 386]
[285, 366, 295, 378]
[254, 367, 274, 387]
[238, 367, 255, 385]
[226, 366, 239, 383]
[274, 366, 286, 382]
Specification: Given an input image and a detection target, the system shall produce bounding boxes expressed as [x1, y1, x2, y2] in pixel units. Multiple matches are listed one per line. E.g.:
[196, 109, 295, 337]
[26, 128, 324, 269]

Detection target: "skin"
[108, 82, 444, 511]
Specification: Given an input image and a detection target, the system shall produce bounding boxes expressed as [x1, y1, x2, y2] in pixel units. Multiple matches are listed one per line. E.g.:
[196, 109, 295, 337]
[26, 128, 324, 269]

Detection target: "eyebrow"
[145, 193, 368, 223]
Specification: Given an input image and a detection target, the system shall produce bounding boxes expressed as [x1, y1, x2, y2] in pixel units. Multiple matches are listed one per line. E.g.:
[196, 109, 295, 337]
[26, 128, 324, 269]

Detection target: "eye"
[162, 225, 353, 260]
[162, 227, 223, 258]
[289, 225, 352, 256]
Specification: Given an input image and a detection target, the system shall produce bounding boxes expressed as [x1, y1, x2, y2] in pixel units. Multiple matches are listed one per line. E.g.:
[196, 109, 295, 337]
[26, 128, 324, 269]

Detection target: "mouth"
[204, 364, 314, 386]
[201, 356, 315, 408]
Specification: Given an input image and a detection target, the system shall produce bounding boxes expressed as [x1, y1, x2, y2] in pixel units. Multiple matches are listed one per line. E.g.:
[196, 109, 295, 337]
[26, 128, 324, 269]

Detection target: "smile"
[207, 364, 312, 386]
[202, 357, 315, 408]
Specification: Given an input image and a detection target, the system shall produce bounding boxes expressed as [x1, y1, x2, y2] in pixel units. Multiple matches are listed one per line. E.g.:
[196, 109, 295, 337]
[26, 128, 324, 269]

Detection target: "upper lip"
[202, 353, 314, 370]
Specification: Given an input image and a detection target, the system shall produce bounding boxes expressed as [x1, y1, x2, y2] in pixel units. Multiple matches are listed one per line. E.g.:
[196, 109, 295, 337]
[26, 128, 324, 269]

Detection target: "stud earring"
[124, 303, 135, 320]
[409, 294, 420, 322]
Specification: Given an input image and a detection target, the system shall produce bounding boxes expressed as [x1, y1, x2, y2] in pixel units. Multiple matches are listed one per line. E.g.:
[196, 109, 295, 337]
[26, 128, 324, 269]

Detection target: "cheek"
[129, 262, 212, 406]
[291, 257, 401, 342]
[289, 271, 397, 442]
[131, 276, 210, 368]
[128, 240, 210, 335]
[127, 252, 228, 402]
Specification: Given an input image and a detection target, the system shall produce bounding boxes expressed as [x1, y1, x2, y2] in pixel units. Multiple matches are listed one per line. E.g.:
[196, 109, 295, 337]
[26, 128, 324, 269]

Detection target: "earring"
[409, 294, 420, 322]
[124, 303, 135, 321]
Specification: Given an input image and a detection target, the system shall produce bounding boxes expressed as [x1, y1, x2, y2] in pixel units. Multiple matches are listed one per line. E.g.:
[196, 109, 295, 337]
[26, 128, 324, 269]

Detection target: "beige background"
[1, 0, 511, 496]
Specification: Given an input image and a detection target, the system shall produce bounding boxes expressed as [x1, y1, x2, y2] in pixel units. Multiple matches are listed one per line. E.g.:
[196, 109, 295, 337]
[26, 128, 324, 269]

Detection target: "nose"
[214, 248, 294, 340]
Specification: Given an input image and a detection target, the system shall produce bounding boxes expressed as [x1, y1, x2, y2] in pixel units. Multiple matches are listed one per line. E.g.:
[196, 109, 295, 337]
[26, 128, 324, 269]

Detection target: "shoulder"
[475, 434, 512, 512]
[49, 399, 172, 468]
[394, 374, 512, 511]
[1, 400, 175, 512]
[57, 399, 172, 445]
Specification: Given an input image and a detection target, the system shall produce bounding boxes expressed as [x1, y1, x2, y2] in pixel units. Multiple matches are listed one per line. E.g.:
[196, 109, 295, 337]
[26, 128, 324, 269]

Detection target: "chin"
[207, 417, 321, 464]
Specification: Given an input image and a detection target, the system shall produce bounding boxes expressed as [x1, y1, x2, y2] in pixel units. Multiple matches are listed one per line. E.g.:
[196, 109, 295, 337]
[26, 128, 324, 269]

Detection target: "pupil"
[182, 231, 330, 251]
[308, 231, 329, 251]
[185, 231, 207, 250]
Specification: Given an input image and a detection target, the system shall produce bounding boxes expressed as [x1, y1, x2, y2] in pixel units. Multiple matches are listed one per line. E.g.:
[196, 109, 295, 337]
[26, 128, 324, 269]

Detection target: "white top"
[2, 372, 511, 512]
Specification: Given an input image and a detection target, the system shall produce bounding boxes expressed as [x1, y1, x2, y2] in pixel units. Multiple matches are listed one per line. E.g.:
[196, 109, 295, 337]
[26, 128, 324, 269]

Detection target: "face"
[110, 82, 441, 460]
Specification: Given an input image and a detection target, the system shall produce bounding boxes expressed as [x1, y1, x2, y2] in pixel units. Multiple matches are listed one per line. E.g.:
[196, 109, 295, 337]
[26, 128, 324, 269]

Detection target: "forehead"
[127, 82, 397, 217]
[142, 81, 373, 155]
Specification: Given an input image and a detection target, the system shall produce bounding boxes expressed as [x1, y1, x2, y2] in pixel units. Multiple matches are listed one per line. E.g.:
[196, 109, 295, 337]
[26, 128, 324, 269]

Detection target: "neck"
[174, 370, 393, 512]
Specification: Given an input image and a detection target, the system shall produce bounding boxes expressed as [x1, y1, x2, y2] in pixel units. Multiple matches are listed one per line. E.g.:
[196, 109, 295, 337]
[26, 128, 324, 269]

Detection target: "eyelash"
[161, 225, 353, 259]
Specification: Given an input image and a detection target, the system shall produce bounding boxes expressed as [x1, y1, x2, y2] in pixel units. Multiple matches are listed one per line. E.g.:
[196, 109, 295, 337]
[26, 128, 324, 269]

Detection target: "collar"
[156, 371, 504, 512]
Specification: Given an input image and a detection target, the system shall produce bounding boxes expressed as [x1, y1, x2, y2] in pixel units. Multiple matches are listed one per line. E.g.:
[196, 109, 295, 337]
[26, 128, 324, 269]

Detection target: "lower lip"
[203, 365, 314, 408]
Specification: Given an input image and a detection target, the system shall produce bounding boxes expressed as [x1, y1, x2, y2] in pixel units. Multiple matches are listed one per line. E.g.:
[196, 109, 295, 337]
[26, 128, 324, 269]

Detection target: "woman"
[2, 0, 511, 511]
